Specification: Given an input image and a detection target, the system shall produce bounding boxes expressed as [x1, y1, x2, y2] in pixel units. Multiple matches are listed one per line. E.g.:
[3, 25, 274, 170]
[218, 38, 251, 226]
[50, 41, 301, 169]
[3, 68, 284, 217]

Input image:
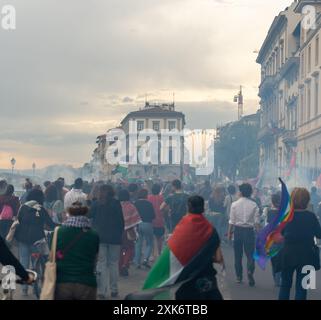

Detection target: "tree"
[215, 116, 259, 181]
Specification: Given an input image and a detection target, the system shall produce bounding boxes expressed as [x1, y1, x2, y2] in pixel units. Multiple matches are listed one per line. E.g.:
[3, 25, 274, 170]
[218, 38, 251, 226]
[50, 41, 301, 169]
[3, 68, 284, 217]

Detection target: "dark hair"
[212, 185, 226, 205]
[68, 202, 88, 216]
[24, 179, 33, 190]
[98, 184, 115, 203]
[188, 196, 204, 214]
[74, 178, 83, 189]
[44, 184, 58, 203]
[118, 189, 130, 202]
[5, 184, 14, 196]
[291, 188, 310, 210]
[26, 189, 45, 205]
[137, 189, 148, 199]
[239, 183, 253, 198]
[151, 184, 161, 195]
[43, 181, 51, 188]
[128, 183, 138, 193]
[227, 185, 236, 195]
[271, 192, 281, 209]
[172, 179, 182, 190]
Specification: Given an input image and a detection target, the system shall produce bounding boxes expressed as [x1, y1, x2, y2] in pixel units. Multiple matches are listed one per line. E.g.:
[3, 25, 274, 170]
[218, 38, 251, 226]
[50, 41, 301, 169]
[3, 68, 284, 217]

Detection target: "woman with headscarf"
[118, 189, 141, 277]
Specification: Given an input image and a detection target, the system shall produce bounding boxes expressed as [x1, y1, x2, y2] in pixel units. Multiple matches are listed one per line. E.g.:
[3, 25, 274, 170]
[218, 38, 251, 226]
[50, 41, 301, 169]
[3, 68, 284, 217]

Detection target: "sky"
[0, 0, 294, 170]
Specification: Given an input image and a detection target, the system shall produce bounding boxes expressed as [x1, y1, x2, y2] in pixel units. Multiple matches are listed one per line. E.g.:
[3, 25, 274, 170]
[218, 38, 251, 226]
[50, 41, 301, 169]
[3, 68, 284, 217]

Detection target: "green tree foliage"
[215, 117, 259, 181]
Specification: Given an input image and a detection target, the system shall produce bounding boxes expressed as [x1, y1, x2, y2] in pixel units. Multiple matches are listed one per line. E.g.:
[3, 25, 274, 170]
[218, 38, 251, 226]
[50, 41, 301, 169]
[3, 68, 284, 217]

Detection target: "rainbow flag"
[254, 178, 295, 270]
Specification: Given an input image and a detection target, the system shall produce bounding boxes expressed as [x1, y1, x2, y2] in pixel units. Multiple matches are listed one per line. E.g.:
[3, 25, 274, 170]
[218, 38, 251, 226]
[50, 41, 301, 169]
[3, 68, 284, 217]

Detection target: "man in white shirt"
[228, 183, 260, 287]
[64, 178, 87, 212]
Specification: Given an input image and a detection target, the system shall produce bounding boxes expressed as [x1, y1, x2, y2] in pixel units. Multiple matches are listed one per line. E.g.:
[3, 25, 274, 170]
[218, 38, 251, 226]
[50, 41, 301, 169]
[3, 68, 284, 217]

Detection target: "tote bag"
[40, 226, 59, 300]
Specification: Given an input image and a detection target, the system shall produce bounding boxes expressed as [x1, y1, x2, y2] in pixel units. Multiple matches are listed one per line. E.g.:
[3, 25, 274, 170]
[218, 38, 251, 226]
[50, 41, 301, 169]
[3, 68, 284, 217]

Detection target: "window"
[308, 45, 312, 73]
[315, 76, 319, 117]
[152, 121, 160, 131]
[168, 121, 176, 131]
[316, 37, 319, 66]
[137, 120, 144, 131]
[301, 52, 305, 79]
[307, 82, 311, 121]
[300, 88, 304, 124]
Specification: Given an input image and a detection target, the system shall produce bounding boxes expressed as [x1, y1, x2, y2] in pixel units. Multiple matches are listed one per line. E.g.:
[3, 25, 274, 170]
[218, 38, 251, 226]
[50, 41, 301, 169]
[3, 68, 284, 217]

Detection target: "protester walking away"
[148, 184, 165, 258]
[142, 196, 224, 300]
[44, 184, 64, 224]
[276, 188, 321, 300]
[199, 180, 212, 201]
[64, 178, 87, 212]
[118, 189, 142, 277]
[14, 189, 56, 296]
[160, 180, 188, 232]
[262, 192, 282, 287]
[208, 185, 227, 241]
[228, 183, 260, 287]
[134, 189, 155, 269]
[0, 184, 20, 238]
[252, 187, 263, 214]
[224, 185, 238, 221]
[128, 183, 139, 203]
[54, 202, 99, 300]
[90, 184, 124, 299]
[20, 179, 33, 205]
[310, 187, 321, 214]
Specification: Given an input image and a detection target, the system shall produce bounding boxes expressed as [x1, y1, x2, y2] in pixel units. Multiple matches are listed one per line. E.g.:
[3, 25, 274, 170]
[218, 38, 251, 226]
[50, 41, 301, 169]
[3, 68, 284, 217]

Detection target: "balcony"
[282, 129, 297, 147]
[258, 75, 279, 98]
[279, 57, 300, 78]
[257, 123, 278, 142]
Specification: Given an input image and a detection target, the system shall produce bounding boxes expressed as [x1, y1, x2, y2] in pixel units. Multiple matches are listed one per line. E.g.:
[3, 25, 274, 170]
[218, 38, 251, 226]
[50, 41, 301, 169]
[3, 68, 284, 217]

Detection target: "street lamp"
[10, 158, 16, 175]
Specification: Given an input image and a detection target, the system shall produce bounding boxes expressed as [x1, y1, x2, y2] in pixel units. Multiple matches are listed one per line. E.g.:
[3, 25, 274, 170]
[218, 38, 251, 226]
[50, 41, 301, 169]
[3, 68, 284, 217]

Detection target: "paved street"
[6, 244, 321, 300]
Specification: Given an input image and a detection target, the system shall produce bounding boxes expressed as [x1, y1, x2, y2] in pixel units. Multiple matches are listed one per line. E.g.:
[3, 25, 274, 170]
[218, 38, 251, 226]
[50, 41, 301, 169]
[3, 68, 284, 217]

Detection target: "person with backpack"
[160, 180, 189, 232]
[44, 184, 64, 224]
[0, 184, 20, 238]
[14, 189, 56, 296]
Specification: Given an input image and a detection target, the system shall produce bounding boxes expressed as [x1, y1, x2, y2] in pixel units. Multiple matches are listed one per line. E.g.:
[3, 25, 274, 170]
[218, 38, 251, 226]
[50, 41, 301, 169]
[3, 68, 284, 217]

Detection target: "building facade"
[257, 0, 321, 186]
[295, 0, 321, 184]
[89, 102, 186, 181]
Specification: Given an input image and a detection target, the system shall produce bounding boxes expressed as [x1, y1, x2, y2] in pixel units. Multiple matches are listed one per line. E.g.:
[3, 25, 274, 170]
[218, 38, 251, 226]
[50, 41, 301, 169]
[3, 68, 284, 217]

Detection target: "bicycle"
[31, 230, 54, 299]
[1, 270, 37, 300]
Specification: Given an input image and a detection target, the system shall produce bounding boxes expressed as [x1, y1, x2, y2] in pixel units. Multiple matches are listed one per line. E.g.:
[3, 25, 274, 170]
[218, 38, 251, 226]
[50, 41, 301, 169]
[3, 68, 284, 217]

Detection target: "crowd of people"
[0, 175, 321, 300]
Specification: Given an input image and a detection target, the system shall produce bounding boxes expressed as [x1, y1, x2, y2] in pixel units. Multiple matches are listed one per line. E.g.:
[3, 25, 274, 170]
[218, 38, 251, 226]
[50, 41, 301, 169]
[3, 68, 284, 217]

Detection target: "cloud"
[0, 0, 292, 168]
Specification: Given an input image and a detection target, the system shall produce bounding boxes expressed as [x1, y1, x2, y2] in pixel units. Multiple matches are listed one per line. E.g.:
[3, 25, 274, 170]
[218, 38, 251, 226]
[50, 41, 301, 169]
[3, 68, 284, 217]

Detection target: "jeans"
[96, 244, 120, 297]
[278, 266, 307, 300]
[134, 222, 154, 265]
[206, 214, 226, 241]
[233, 227, 255, 280]
[18, 242, 34, 294]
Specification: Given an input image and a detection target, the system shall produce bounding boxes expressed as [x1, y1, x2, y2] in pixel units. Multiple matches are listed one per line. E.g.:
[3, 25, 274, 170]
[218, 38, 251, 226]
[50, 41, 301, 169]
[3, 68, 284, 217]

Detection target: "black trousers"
[233, 227, 255, 279]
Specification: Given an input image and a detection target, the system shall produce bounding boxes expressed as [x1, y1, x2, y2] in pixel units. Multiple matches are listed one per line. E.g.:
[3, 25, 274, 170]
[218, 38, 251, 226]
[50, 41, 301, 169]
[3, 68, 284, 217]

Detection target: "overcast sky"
[0, 0, 293, 169]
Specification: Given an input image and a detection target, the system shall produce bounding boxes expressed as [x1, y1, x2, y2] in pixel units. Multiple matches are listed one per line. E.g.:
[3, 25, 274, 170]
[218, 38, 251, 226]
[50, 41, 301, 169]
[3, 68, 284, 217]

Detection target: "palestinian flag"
[143, 213, 218, 292]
